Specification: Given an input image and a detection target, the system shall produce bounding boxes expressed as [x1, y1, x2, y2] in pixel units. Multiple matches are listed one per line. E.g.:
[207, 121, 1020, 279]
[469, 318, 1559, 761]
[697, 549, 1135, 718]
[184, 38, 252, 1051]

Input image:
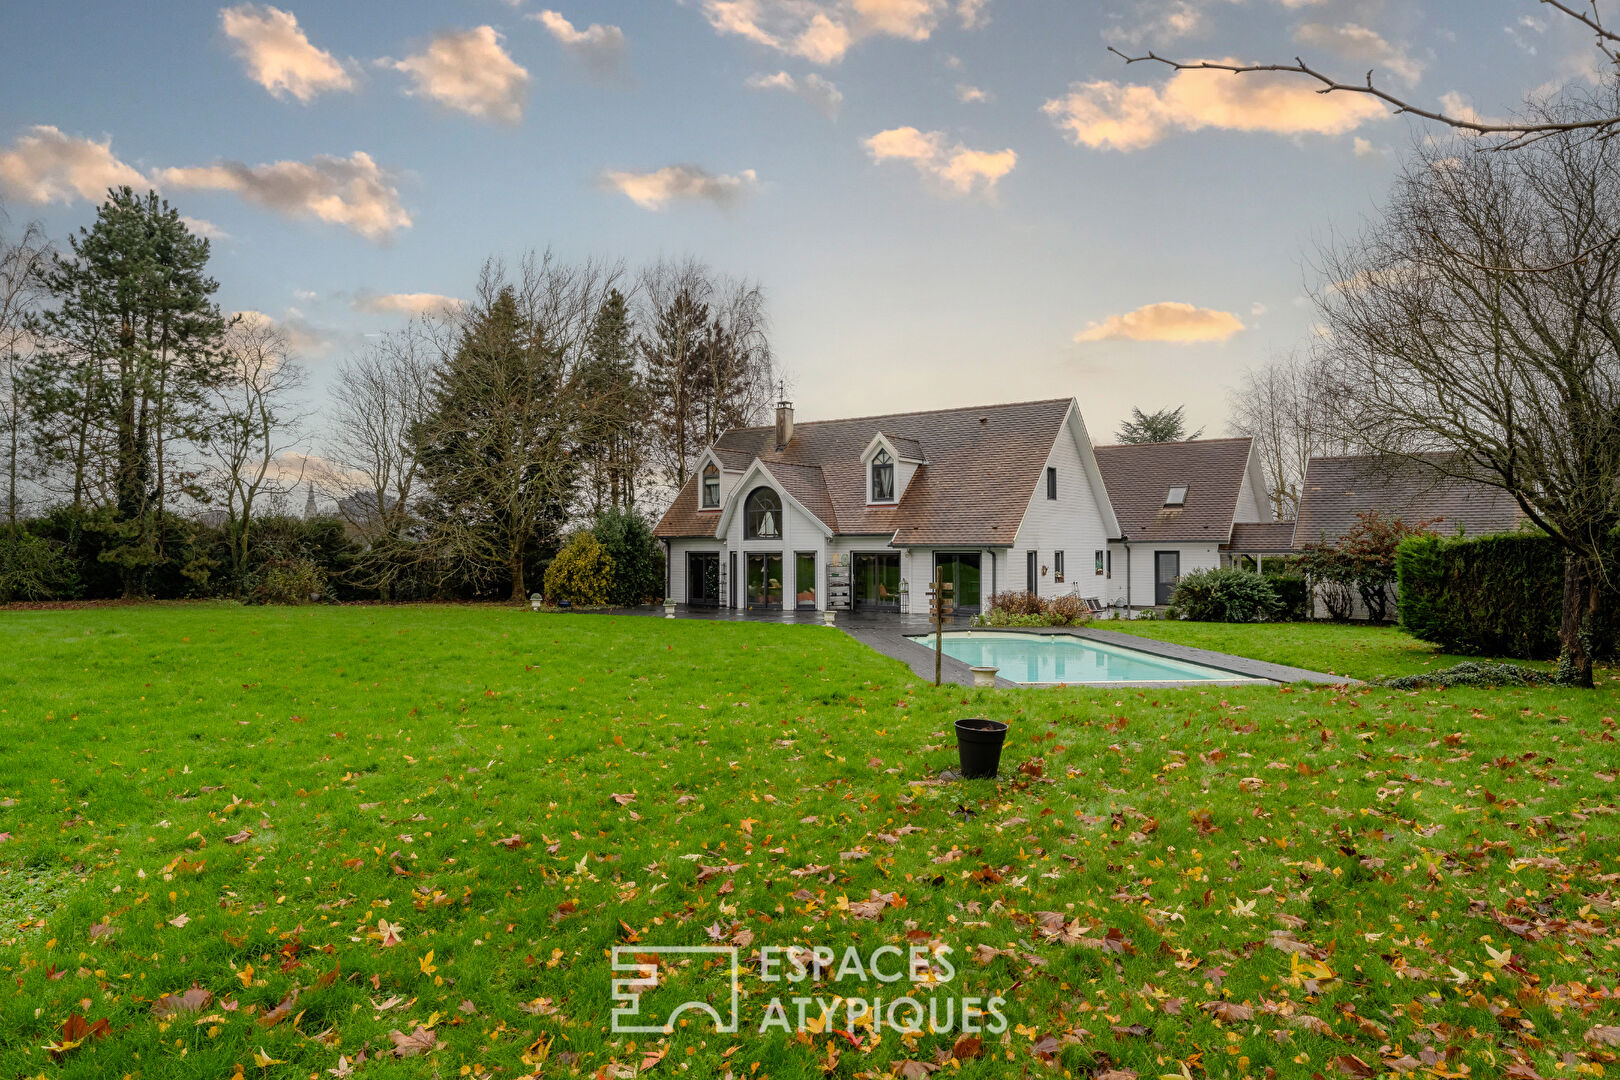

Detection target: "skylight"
[1165, 484, 1188, 506]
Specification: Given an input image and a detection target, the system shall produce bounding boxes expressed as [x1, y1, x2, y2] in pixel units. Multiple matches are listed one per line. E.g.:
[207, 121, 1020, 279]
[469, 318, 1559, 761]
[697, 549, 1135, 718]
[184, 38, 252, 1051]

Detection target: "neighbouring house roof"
[1292, 453, 1526, 548]
[655, 398, 1078, 545]
[1093, 437, 1256, 544]
[1227, 521, 1298, 553]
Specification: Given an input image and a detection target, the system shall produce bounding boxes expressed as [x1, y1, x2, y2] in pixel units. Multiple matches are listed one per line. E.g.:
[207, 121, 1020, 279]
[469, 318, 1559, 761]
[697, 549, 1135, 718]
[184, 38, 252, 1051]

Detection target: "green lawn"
[1, 605, 1617, 1080]
[1093, 618, 1587, 683]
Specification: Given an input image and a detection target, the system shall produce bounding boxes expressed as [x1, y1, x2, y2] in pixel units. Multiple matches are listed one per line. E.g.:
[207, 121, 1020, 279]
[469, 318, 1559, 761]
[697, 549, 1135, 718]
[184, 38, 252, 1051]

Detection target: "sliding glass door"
[745, 552, 783, 611]
[794, 552, 817, 610]
[933, 552, 982, 614]
[852, 552, 901, 611]
[687, 552, 720, 607]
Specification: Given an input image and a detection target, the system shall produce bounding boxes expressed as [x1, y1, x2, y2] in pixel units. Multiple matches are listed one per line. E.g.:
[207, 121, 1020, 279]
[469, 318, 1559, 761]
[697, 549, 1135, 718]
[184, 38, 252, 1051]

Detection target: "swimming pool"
[910, 631, 1269, 685]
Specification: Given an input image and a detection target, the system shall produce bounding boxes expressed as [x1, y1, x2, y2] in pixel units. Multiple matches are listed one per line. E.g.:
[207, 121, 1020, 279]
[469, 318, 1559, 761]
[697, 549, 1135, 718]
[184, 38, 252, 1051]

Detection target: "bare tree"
[639, 257, 775, 503]
[1313, 117, 1620, 686]
[1112, 1, 1620, 149]
[205, 318, 309, 589]
[321, 317, 445, 537]
[1228, 352, 1356, 520]
[0, 212, 50, 523]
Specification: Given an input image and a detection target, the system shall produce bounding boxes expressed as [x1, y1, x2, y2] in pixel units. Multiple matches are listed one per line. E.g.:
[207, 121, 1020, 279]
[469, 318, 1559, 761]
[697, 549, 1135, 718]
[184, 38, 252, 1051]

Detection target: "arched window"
[871, 448, 895, 502]
[700, 463, 720, 509]
[744, 486, 782, 539]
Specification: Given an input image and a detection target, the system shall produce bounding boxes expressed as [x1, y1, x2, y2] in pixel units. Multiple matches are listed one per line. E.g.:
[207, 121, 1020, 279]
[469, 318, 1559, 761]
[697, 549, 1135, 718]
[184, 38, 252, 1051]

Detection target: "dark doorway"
[1154, 550, 1180, 606]
[746, 552, 784, 611]
[933, 552, 982, 614]
[687, 552, 720, 607]
[794, 552, 817, 610]
[728, 552, 737, 609]
[852, 552, 901, 611]
[1026, 550, 1038, 594]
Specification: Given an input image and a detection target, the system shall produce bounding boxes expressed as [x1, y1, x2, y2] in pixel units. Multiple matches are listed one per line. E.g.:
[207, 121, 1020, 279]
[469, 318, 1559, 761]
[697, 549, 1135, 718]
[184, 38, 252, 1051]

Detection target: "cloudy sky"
[0, 0, 1605, 439]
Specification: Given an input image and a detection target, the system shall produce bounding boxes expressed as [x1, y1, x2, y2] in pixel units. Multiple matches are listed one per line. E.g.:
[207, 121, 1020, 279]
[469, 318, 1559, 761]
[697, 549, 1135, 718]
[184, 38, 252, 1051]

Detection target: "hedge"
[1396, 531, 1618, 660]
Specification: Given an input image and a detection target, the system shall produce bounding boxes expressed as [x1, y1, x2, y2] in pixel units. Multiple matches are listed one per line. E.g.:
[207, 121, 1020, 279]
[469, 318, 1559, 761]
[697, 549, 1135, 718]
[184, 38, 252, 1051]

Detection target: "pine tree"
[575, 288, 641, 513]
[28, 188, 228, 595]
[414, 286, 575, 600]
[1114, 405, 1204, 444]
[640, 286, 709, 491]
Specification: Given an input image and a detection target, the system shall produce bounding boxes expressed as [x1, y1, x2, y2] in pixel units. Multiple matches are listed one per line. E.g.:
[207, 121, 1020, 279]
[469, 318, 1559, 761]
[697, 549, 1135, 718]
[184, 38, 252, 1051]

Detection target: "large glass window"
[871, 449, 894, 502]
[744, 487, 782, 539]
[934, 552, 982, 613]
[700, 464, 720, 509]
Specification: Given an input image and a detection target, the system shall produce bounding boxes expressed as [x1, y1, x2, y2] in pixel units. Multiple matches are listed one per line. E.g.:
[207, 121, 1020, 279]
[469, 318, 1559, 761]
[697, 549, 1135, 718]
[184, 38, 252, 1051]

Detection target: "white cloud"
[746, 70, 844, 117]
[351, 292, 463, 316]
[220, 4, 354, 102]
[388, 27, 530, 123]
[955, 83, 989, 103]
[699, 0, 958, 65]
[1249, 301, 1267, 317]
[1293, 22, 1423, 86]
[1438, 90, 1494, 128]
[1074, 301, 1244, 343]
[233, 308, 338, 356]
[0, 126, 152, 204]
[957, 0, 989, 29]
[159, 151, 410, 242]
[1352, 135, 1388, 157]
[1042, 60, 1390, 151]
[864, 126, 1016, 196]
[182, 216, 231, 240]
[600, 165, 759, 210]
[531, 10, 627, 76]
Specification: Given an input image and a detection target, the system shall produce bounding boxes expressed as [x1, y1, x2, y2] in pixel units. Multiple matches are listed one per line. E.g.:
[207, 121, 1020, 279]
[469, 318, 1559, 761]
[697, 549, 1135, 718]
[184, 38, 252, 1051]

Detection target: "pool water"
[910, 631, 1267, 685]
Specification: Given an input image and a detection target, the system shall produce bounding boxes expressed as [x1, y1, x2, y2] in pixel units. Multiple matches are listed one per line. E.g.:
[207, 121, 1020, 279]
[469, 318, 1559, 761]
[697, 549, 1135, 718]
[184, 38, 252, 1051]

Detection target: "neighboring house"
[1093, 437, 1273, 607]
[1292, 452, 1527, 620]
[654, 398, 1122, 615]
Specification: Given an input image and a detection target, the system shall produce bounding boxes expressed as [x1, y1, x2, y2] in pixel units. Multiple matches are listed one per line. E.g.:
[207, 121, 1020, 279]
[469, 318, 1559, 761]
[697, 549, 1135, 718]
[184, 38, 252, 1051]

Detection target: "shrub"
[1397, 531, 1619, 660]
[1167, 567, 1282, 623]
[0, 525, 74, 601]
[543, 531, 615, 606]
[1298, 511, 1437, 622]
[1378, 661, 1547, 690]
[1264, 571, 1309, 621]
[250, 557, 325, 605]
[974, 590, 1089, 627]
[592, 508, 665, 606]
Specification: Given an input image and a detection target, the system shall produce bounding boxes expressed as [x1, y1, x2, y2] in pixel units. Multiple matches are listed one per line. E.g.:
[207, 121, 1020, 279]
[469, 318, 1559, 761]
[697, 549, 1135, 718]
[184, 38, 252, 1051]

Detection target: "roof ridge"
[721, 396, 1073, 434]
[1095, 436, 1252, 449]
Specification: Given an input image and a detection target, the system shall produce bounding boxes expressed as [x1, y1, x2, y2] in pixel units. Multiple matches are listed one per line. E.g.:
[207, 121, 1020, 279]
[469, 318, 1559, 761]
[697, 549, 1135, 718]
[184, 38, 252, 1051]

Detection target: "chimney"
[775, 398, 794, 450]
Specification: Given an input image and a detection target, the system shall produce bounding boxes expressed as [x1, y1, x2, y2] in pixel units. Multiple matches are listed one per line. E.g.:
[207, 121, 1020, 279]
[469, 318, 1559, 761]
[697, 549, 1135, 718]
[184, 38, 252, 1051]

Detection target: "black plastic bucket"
[955, 717, 1009, 779]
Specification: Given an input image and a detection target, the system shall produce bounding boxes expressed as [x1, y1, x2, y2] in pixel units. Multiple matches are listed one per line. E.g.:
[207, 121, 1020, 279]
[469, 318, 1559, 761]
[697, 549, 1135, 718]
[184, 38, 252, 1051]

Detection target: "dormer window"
[871, 449, 895, 502]
[700, 463, 720, 509]
[744, 486, 781, 539]
[1165, 484, 1188, 507]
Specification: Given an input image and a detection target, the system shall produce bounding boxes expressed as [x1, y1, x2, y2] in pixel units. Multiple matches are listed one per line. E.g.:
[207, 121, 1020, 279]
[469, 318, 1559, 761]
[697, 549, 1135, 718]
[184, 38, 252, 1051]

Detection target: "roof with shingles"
[654, 398, 1076, 545]
[1228, 522, 1298, 552]
[1092, 437, 1255, 543]
[1292, 453, 1526, 548]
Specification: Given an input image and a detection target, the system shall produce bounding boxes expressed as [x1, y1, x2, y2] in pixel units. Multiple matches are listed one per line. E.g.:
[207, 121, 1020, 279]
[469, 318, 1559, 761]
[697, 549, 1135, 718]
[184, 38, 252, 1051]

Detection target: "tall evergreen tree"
[414, 285, 575, 600]
[575, 288, 641, 514]
[27, 188, 228, 595]
[640, 285, 709, 492]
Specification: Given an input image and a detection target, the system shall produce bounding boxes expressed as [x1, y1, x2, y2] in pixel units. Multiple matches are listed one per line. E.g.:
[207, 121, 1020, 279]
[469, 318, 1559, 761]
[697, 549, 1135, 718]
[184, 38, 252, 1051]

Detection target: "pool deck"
[607, 606, 1354, 688]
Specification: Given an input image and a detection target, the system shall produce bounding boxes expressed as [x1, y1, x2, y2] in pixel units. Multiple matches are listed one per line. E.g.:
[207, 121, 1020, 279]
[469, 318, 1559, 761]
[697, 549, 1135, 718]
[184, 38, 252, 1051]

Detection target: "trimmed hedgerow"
[1397, 532, 1619, 660]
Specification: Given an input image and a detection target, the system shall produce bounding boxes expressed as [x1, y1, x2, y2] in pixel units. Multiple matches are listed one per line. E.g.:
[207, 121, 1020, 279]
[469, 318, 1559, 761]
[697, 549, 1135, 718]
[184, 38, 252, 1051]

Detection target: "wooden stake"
[934, 570, 944, 687]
